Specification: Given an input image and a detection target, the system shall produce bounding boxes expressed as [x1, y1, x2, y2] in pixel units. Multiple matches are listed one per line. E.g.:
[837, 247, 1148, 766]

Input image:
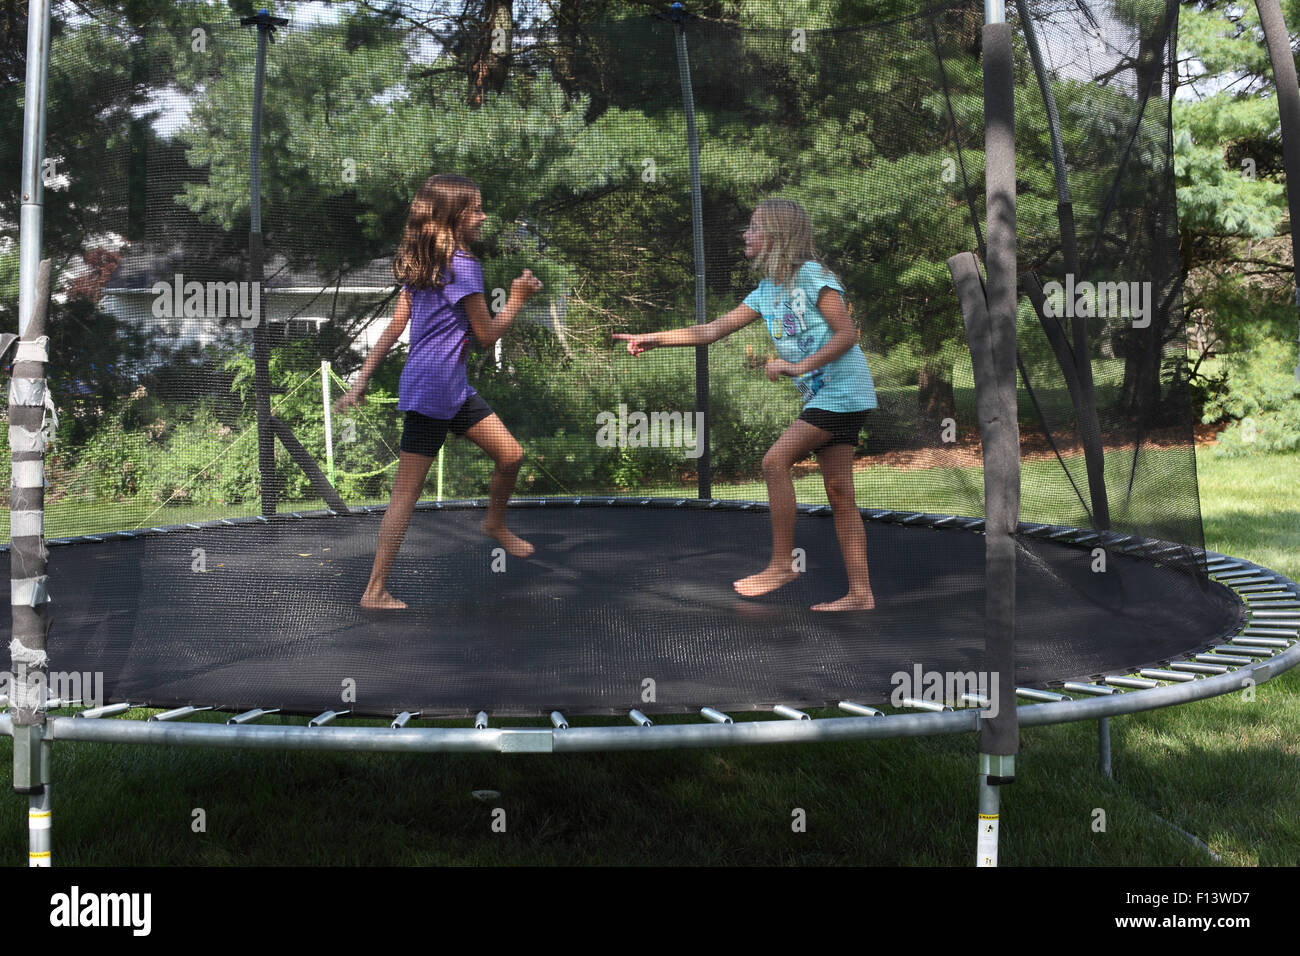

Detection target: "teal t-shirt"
[742, 262, 876, 412]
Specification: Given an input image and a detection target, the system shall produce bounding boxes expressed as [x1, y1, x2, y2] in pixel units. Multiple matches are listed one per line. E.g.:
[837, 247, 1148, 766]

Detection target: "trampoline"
[5, 0, 1300, 869]
[6, 500, 1256, 719]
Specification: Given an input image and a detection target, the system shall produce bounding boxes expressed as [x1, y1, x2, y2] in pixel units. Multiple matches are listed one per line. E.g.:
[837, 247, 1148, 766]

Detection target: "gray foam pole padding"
[1255, 0, 1300, 380]
[9, 259, 51, 726]
[978, 21, 1020, 758]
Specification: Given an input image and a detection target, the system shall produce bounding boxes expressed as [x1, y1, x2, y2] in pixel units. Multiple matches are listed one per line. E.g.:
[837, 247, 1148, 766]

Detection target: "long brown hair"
[393, 174, 481, 289]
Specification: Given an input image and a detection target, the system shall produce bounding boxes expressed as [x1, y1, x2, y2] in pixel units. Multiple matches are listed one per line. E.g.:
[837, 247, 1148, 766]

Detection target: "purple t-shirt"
[398, 250, 483, 419]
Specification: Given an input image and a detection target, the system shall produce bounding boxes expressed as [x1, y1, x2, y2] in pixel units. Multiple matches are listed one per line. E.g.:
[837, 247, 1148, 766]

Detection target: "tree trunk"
[468, 0, 512, 107]
[918, 356, 957, 425]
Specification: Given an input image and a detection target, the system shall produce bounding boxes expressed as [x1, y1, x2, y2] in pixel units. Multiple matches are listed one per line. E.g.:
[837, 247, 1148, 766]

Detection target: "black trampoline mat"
[2, 506, 1243, 717]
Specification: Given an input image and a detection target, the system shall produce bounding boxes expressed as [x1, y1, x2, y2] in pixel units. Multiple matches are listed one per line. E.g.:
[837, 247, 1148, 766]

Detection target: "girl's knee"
[762, 448, 790, 475]
[498, 446, 524, 472]
[824, 475, 855, 503]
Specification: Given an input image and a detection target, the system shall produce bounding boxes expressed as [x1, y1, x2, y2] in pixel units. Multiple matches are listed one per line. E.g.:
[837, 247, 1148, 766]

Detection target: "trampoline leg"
[1098, 717, 1112, 779]
[27, 734, 52, 868]
[976, 753, 1014, 867]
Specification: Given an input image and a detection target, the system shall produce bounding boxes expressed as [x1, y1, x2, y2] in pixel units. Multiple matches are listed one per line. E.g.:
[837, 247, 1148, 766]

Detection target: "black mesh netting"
[0, 0, 1238, 716]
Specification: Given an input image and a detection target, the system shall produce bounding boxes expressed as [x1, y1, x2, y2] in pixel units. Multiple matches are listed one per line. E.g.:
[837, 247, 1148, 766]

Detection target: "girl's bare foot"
[361, 589, 407, 610]
[483, 521, 534, 558]
[812, 589, 876, 612]
[734, 564, 798, 597]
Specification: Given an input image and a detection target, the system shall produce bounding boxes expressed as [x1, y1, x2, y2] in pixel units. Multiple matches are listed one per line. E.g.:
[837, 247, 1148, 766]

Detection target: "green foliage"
[1204, 337, 1300, 456]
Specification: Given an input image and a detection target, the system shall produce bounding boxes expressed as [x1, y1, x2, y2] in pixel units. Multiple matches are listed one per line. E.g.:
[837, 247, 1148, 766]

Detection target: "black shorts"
[399, 393, 494, 458]
[798, 406, 869, 449]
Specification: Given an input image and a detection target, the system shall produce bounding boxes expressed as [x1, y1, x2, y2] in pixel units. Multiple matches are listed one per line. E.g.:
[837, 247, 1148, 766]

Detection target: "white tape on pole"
[15, 337, 49, 363]
[11, 577, 50, 607]
[7, 425, 44, 453]
[9, 378, 46, 406]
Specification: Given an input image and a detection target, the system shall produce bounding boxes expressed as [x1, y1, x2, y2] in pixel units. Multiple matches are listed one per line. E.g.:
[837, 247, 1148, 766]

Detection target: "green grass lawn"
[0, 447, 1296, 866]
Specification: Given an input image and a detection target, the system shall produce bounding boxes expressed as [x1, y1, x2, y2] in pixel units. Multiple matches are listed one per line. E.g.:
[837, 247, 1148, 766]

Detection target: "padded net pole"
[671, 4, 711, 498]
[12, 0, 54, 867]
[1255, 0, 1300, 381]
[976, 2, 1020, 865]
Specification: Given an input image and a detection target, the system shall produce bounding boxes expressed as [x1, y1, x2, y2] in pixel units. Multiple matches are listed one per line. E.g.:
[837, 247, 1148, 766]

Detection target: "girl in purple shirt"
[336, 173, 542, 608]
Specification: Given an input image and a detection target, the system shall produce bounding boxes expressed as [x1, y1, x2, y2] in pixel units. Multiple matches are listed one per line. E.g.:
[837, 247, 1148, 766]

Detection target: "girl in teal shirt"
[616, 199, 876, 611]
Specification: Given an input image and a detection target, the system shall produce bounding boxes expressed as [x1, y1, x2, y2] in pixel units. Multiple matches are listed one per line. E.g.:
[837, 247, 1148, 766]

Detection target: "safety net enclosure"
[1, 0, 1295, 730]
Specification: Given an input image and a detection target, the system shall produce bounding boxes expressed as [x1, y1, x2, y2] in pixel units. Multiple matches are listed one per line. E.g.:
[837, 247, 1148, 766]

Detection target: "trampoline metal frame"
[0, 554, 1294, 750]
[4, 499, 1296, 752]
[9, 0, 1300, 868]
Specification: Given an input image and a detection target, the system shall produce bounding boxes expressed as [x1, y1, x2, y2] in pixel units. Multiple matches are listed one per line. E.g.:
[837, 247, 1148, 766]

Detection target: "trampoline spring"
[45, 698, 79, 709]
[1215, 576, 1272, 587]
[1243, 627, 1299, 639]
[628, 710, 652, 727]
[701, 707, 734, 723]
[390, 711, 417, 729]
[1232, 636, 1292, 649]
[1214, 644, 1274, 657]
[836, 701, 883, 715]
[1014, 688, 1071, 703]
[1237, 585, 1285, 594]
[1195, 652, 1253, 666]
[1137, 669, 1196, 683]
[550, 711, 568, 730]
[897, 698, 951, 713]
[1248, 601, 1300, 610]
[1104, 676, 1159, 690]
[773, 705, 811, 720]
[1213, 569, 1265, 580]
[308, 709, 348, 727]
[150, 705, 213, 722]
[475, 711, 489, 729]
[960, 693, 991, 708]
[228, 708, 280, 725]
[76, 702, 134, 719]
[1170, 662, 1229, 675]
[1250, 612, 1300, 623]
[1062, 682, 1117, 696]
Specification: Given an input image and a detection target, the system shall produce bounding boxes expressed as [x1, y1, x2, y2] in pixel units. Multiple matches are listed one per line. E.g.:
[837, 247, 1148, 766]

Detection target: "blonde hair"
[751, 199, 819, 289]
[393, 173, 481, 289]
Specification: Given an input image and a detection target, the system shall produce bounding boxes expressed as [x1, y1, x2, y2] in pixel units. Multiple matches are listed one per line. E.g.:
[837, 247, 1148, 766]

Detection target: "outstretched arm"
[615, 303, 760, 355]
[334, 289, 411, 410]
[765, 288, 859, 381]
